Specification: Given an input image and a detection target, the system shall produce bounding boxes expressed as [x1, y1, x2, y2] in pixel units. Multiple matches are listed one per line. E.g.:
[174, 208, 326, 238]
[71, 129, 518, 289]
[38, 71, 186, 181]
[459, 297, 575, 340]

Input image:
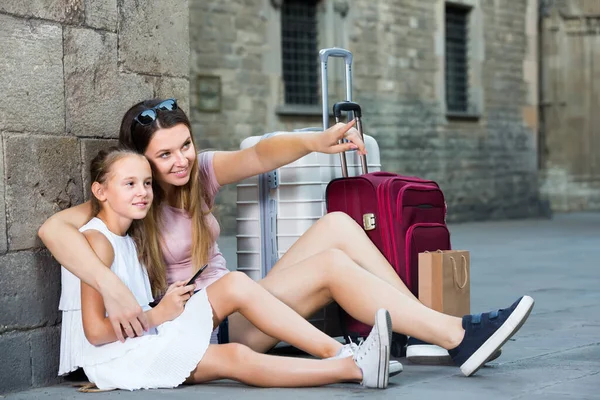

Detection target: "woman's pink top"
[159, 151, 229, 290]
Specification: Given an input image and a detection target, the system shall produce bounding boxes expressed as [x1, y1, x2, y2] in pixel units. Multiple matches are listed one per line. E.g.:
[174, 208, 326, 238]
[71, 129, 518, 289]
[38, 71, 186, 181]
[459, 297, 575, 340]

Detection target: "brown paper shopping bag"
[418, 250, 470, 317]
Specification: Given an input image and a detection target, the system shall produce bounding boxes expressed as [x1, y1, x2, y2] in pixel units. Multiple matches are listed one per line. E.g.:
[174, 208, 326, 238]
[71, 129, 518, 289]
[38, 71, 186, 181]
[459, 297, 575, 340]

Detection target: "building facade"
[190, 0, 546, 234]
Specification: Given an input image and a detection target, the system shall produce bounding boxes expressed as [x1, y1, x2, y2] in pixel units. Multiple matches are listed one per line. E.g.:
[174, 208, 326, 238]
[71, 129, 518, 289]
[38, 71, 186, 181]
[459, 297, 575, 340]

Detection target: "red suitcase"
[325, 102, 451, 350]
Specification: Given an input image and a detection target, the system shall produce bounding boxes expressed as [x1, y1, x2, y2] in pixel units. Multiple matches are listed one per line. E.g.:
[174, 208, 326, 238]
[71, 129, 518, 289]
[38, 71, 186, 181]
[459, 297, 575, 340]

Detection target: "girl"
[63, 146, 393, 390]
[42, 99, 534, 378]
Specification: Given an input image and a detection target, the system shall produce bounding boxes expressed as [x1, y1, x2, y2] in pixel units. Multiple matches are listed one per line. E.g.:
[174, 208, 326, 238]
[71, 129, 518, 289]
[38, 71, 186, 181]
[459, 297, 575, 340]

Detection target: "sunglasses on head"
[133, 98, 178, 126]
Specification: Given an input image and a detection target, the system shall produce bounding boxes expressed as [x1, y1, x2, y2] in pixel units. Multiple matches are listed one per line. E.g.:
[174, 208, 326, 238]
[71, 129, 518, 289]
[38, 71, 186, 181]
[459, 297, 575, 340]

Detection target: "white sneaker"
[352, 309, 391, 388]
[331, 341, 402, 378]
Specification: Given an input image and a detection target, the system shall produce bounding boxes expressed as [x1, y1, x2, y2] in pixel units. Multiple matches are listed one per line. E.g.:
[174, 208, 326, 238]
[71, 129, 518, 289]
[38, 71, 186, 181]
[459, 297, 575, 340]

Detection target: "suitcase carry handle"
[333, 101, 362, 119]
[334, 101, 368, 177]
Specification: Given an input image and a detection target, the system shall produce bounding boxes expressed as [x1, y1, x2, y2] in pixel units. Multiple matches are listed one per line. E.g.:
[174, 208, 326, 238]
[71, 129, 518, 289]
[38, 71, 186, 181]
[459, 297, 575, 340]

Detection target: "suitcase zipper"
[377, 180, 395, 266]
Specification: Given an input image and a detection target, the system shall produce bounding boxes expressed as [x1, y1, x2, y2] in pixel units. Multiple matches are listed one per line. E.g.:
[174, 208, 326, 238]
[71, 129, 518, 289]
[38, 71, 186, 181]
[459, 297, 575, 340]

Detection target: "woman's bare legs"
[229, 249, 465, 353]
[229, 212, 423, 351]
[206, 271, 342, 358]
[186, 344, 362, 387]
[271, 212, 419, 301]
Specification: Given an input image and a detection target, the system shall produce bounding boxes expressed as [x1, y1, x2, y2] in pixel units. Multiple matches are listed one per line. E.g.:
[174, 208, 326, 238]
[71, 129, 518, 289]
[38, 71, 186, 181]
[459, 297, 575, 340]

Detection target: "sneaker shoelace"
[347, 339, 358, 354]
[354, 329, 379, 362]
[337, 340, 358, 358]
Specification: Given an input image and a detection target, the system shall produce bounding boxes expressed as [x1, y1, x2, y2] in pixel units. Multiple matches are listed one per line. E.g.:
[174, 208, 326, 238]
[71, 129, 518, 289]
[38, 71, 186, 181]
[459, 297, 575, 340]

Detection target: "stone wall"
[0, 1, 189, 393]
[190, 0, 546, 235]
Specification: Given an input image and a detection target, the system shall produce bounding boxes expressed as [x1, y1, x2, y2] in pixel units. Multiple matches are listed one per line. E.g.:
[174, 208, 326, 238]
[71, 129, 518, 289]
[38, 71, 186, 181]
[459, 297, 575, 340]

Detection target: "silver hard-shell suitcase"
[235, 48, 381, 336]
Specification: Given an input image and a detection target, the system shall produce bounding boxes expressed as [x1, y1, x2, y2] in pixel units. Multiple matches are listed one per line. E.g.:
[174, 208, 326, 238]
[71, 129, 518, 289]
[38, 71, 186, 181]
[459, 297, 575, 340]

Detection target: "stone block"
[4, 135, 83, 251]
[119, 0, 189, 77]
[84, 0, 117, 31]
[155, 76, 190, 116]
[31, 326, 61, 387]
[0, 139, 6, 255]
[0, 332, 31, 393]
[0, 0, 84, 24]
[64, 27, 154, 138]
[81, 138, 119, 200]
[189, 0, 234, 14]
[0, 251, 61, 330]
[0, 15, 65, 134]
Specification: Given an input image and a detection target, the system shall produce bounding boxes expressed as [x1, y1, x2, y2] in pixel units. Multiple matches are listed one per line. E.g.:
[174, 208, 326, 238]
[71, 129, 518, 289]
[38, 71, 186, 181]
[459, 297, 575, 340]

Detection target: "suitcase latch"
[363, 213, 376, 231]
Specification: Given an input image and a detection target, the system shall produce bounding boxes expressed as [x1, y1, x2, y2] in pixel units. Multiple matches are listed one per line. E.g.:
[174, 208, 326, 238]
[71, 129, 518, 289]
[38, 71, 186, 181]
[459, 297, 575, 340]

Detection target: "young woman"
[62, 146, 393, 390]
[41, 98, 534, 378]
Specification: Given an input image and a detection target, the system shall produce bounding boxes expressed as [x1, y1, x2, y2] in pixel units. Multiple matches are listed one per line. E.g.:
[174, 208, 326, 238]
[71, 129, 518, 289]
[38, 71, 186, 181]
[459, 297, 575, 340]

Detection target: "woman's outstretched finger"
[337, 119, 356, 135]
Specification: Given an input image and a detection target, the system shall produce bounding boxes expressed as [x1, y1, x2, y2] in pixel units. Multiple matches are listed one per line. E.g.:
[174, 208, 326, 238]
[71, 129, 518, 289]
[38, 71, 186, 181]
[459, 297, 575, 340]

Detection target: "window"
[445, 4, 471, 114]
[281, 0, 319, 106]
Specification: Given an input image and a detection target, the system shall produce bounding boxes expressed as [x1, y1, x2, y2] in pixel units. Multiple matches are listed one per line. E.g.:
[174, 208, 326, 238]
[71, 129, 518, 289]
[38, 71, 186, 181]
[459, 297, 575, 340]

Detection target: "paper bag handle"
[449, 255, 468, 289]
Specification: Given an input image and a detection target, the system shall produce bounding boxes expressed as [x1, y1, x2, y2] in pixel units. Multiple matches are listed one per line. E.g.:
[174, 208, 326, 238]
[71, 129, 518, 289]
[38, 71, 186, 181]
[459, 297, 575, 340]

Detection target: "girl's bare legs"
[206, 271, 342, 358]
[186, 344, 362, 387]
[229, 249, 465, 353]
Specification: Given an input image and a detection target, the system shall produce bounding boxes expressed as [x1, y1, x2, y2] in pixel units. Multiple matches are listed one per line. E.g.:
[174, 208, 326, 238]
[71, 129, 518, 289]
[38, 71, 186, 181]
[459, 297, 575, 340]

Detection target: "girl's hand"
[309, 120, 367, 156]
[157, 281, 195, 322]
[100, 271, 149, 342]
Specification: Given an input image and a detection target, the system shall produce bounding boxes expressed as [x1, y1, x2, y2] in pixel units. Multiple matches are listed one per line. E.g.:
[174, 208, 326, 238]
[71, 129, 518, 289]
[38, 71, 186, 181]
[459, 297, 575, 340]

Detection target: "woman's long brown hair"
[120, 99, 213, 297]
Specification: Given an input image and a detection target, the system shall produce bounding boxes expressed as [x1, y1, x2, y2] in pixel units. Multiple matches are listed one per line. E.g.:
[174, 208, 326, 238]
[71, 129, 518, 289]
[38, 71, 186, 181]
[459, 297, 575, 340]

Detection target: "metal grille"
[281, 0, 319, 105]
[445, 4, 470, 113]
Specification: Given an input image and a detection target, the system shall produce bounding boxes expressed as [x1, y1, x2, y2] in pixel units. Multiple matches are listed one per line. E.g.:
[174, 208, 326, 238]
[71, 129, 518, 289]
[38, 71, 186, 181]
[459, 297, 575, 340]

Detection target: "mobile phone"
[186, 264, 209, 286]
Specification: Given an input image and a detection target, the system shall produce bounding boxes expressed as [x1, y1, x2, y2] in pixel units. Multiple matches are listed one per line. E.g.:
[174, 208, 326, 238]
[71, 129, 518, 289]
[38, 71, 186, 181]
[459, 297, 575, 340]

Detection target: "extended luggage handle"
[333, 101, 368, 177]
[319, 48, 353, 64]
[319, 48, 353, 130]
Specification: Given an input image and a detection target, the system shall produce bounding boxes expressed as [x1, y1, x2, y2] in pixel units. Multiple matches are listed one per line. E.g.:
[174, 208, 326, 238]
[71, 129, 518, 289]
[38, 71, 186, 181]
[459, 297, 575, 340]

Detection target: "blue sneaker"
[406, 337, 502, 365]
[450, 296, 534, 376]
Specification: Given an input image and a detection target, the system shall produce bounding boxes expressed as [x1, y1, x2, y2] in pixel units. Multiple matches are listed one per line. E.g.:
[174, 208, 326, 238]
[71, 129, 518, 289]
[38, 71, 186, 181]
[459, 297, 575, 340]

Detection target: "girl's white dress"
[58, 218, 213, 390]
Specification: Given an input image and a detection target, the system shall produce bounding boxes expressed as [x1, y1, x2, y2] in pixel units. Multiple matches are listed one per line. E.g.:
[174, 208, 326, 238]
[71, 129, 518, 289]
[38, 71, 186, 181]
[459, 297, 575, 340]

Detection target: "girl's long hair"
[119, 99, 213, 297]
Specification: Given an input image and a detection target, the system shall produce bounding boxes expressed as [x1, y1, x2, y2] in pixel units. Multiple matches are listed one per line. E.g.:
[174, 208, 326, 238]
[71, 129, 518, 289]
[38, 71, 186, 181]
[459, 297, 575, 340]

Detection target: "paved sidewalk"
[5, 213, 600, 399]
